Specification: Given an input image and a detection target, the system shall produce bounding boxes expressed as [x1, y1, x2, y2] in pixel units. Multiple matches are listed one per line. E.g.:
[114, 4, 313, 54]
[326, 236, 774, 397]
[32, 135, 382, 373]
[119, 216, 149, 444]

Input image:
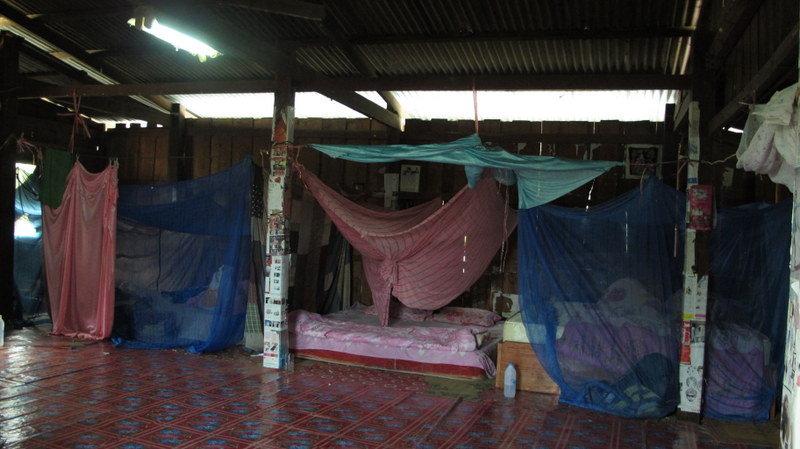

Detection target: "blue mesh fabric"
[310, 134, 621, 209]
[112, 158, 253, 353]
[15, 170, 45, 320]
[518, 178, 685, 418]
[705, 200, 790, 421]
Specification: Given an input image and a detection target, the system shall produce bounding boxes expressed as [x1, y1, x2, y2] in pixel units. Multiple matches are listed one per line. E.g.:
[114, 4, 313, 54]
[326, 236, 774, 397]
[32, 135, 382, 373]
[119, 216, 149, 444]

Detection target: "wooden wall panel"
[209, 118, 232, 176]
[232, 118, 254, 165]
[152, 131, 169, 183]
[721, 0, 798, 107]
[190, 118, 213, 178]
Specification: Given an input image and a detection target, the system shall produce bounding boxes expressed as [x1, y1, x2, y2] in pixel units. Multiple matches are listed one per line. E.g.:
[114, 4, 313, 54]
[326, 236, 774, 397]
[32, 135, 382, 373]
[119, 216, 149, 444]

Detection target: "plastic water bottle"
[503, 362, 517, 398]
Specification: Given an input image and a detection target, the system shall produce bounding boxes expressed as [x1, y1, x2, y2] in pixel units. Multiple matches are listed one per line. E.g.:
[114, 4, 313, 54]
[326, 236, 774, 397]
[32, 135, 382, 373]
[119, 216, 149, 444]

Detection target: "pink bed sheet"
[289, 309, 501, 378]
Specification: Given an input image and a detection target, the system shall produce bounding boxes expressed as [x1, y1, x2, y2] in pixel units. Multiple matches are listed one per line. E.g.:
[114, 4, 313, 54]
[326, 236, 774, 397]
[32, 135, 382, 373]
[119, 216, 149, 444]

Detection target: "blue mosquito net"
[705, 200, 790, 421]
[113, 157, 253, 353]
[14, 169, 46, 322]
[518, 177, 685, 418]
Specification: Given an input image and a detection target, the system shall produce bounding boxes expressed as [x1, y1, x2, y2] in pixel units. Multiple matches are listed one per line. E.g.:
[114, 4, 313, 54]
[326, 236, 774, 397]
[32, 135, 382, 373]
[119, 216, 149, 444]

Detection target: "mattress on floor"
[290, 307, 503, 379]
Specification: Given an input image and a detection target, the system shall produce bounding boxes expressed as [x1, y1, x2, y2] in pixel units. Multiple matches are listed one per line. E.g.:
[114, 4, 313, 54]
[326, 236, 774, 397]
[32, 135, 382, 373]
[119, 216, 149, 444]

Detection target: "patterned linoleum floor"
[0, 327, 779, 449]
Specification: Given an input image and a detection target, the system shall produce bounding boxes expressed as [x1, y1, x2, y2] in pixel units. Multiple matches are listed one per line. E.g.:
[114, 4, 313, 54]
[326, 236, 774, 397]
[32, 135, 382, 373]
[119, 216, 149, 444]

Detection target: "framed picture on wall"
[625, 144, 662, 179]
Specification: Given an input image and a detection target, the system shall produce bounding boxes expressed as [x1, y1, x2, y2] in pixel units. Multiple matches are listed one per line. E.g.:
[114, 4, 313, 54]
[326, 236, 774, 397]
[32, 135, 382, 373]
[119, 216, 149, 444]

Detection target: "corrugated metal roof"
[2, 0, 701, 122]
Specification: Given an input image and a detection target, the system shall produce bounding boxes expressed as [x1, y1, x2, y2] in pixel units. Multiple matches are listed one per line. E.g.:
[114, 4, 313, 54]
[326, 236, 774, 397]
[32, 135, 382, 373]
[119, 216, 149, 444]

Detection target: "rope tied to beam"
[56, 89, 92, 153]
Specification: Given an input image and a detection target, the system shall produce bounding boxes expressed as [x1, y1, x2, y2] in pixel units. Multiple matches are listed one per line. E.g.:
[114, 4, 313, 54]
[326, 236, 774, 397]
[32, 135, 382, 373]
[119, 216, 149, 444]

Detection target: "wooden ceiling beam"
[19, 43, 173, 123]
[317, 12, 405, 129]
[318, 91, 403, 130]
[295, 27, 696, 48]
[41, 95, 171, 125]
[141, 2, 403, 128]
[219, 0, 325, 21]
[18, 73, 692, 99]
[0, 3, 172, 120]
[297, 73, 692, 92]
[27, 7, 135, 23]
[17, 79, 278, 98]
[20, 43, 98, 83]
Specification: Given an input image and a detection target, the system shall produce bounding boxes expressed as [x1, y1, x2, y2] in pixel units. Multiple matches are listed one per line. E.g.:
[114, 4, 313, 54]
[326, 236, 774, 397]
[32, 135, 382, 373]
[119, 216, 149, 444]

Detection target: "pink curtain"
[296, 163, 517, 326]
[43, 161, 118, 340]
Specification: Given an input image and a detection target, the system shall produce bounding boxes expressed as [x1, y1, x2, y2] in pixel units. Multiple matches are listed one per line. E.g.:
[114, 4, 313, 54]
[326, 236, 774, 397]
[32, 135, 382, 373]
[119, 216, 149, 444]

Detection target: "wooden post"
[0, 32, 21, 326]
[263, 75, 295, 369]
[168, 103, 190, 181]
[677, 6, 714, 419]
[677, 102, 711, 418]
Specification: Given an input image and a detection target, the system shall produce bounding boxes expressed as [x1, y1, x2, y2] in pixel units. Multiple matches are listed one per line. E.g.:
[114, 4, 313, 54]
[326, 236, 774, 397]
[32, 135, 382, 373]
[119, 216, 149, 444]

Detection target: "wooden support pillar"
[168, 103, 190, 181]
[0, 32, 21, 327]
[677, 102, 711, 419]
[263, 74, 295, 369]
[662, 103, 677, 184]
[677, 8, 715, 419]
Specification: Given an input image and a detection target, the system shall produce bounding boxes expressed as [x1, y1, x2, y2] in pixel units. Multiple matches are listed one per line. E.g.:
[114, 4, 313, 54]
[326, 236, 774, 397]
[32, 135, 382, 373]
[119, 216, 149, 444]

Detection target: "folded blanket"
[290, 310, 480, 352]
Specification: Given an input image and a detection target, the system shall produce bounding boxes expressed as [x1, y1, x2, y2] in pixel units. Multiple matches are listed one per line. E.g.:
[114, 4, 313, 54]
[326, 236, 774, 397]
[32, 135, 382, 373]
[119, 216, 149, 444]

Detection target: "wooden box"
[495, 341, 560, 395]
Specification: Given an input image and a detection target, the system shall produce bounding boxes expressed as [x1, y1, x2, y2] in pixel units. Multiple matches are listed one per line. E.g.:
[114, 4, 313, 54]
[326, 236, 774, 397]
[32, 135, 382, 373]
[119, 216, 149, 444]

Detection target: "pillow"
[474, 329, 488, 348]
[363, 303, 433, 322]
[431, 307, 502, 327]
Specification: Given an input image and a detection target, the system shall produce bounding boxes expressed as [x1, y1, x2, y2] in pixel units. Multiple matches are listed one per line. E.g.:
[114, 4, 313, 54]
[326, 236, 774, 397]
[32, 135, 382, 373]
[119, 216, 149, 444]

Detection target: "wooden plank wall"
[104, 123, 170, 184]
[722, 0, 799, 107]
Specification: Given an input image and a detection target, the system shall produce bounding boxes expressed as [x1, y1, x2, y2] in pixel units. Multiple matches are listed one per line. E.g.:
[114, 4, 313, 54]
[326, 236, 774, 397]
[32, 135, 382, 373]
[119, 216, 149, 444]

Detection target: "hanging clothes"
[43, 161, 118, 340]
[295, 162, 517, 326]
[736, 82, 800, 193]
[39, 148, 76, 208]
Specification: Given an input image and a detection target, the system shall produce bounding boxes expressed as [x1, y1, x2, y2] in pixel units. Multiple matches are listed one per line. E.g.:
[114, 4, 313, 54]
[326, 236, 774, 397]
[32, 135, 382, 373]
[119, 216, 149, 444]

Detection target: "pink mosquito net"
[43, 161, 118, 340]
[295, 162, 517, 326]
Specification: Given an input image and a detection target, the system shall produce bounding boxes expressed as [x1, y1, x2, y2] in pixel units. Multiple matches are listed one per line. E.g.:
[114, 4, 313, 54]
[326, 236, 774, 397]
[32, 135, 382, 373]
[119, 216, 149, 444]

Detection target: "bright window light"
[16, 163, 35, 188]
[15, 216, 38, 238]
[166, 90, 674, 122]
[128, 18, 220, 62]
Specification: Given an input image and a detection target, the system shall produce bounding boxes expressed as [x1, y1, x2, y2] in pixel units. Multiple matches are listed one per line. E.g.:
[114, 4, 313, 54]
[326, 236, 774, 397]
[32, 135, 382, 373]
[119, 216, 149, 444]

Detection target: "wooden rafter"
[705, 0, 766, 69]
[142, 2, 401, 129]
[319, 90, 403, 131]
[18, 73, 692, 100]
[0, 3, 172, 121]
[708, 24, 799, 132]
[148, 1, 403, 129]
[317, 10, 405, 129]
[220, 0, 325, 21]
[26, 6, 135, 23]
[295, 28, 697, 48]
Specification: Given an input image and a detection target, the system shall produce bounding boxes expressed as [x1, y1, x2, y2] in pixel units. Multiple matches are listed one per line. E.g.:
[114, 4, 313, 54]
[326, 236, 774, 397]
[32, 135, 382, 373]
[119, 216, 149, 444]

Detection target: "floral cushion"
[363, 303, 433, 322]
[431, 307, 502, 327]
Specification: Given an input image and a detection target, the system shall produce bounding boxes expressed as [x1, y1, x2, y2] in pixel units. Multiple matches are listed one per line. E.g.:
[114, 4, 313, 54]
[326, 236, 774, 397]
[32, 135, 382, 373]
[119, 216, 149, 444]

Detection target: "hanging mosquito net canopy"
[302, 134, 622, 325]
[113, 158, 254, 353]
[310, 134, 622, 209]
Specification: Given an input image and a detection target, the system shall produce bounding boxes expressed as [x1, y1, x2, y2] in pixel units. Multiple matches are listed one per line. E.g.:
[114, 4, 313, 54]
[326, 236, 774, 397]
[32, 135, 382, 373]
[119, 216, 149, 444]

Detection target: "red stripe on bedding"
[294, 349, 487, 379]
